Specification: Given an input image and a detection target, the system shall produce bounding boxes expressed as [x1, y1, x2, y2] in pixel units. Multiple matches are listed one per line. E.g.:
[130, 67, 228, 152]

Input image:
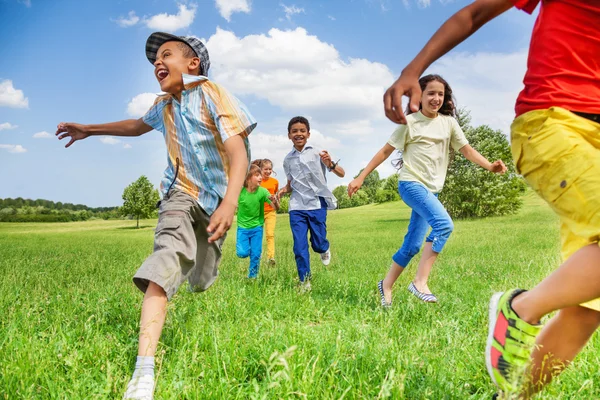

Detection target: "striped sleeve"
[142, 96, 167, 132]
[204, 81, 257, 143]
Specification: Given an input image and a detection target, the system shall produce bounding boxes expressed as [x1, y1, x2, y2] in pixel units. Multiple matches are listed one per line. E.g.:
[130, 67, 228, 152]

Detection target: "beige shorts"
[133, 190, 226, 300]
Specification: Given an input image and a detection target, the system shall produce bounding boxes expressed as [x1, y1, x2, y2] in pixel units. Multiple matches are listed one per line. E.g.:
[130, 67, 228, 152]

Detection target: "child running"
[348, 74, 506, 305]
[257, 159, 279, 265]
[382, 0, 600, 397]
[56, 32, 256, 399]
[278, 116, 345, 291]
[237, 164, 279, 278]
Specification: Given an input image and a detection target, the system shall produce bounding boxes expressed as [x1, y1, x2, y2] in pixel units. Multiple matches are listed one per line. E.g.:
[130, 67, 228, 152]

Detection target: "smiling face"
[153, 41, 200, 95]
[261, 162, 273, 179]
[420, 80, 445, 118]
[288, 122, 310, 151]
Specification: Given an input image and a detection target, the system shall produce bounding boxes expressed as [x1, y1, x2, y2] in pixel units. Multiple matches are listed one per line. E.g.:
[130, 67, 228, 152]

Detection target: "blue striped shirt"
[143, 74, 257, 215]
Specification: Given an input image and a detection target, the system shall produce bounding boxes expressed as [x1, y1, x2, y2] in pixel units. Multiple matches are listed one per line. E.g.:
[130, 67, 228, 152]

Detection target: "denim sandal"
[378, 280, 392, 308]
[408, 282, 438, 303]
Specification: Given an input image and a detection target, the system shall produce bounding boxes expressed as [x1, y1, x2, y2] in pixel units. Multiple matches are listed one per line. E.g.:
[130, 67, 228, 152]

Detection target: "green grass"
[1, 193, 598, 399]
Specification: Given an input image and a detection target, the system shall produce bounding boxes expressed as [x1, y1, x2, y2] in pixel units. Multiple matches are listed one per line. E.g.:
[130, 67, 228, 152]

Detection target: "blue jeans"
[289, 197, 330, 282]
[393, 181, 454, 268]
[236, 226, 263, 278]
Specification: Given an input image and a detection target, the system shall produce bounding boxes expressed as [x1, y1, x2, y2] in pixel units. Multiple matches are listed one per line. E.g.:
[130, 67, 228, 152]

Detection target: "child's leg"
[524, 305, 600, 397]
[383, 210, 429, 302]
[289, 210, 311, 281]
[248, 226, 263, 278]
[138, 282, 168, 357]
[264, 211, 276, 260]
[307, 200, 329, 254]
[236, 227, 251, 259]
[511, 244, 600, 324]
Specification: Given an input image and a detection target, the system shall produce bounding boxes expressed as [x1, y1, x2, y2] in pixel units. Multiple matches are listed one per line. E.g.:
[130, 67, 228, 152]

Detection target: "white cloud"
[123, 144, 132, 149]
[19, 0, 31, 7]
[33, 131, 52, 139]
[144, 4, 197, 32]
[127, 93, 157, 117]
[206, 27, 394, 128]
[417, 0, 431, 7]
[281, 4, 304, 20]
[427, 50, 528, 134]
[0, 80, 29, 108]
[113, 11, 139, 27]
[100, 137, 121, 145]
[328, 15, 336, 21]
[0, 144, 27, 153]
[0, 122, 18, 131]
[215, 0, 251, 22]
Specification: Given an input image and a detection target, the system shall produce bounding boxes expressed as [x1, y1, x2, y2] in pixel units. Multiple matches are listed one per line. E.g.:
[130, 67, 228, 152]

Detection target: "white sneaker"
[298, 280, 312, 293]
[123, 374, 154, 400]
[320, 249, 331, 266]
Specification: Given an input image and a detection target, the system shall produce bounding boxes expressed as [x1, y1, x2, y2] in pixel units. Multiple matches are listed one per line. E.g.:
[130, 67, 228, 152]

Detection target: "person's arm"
[348, 143, 396, 197]
[320, 150, 345, 178]
[459, 144, 507, 174]
[206, 135, 248, 243]
[267, 194, 280, 211]
[277, 161, 292, 199]
[384, 0, 514, 124]
[55, 119, 153, 148]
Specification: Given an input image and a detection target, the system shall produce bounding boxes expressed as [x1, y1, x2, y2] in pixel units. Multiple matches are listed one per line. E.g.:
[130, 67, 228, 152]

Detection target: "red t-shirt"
[512, 0, 600, 116]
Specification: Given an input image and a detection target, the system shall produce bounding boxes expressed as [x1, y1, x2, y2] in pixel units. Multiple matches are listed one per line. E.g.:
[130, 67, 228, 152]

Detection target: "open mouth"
[293, 136, 305, 141]
[156, 69, 169, 82]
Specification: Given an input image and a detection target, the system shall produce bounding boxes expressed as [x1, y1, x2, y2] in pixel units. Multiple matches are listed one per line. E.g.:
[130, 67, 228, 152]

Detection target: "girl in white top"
[349, 74, 506, 305]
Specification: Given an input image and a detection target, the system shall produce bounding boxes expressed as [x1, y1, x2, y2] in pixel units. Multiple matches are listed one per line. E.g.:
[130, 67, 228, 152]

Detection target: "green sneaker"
[485, 289, 542, 394]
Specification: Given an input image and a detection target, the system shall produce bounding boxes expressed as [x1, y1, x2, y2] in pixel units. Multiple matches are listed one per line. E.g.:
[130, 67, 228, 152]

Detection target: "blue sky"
[0, 0, 536, 207]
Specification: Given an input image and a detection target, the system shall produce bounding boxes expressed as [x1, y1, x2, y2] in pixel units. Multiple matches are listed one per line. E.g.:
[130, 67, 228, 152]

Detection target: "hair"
[405, 74, 457, 117]
[393, 74, 457, 170]
[176, 41, 200, 75]
[287, 116, 310, 133]
[251, 159, 276, 176]
[244, 164, 262, 188]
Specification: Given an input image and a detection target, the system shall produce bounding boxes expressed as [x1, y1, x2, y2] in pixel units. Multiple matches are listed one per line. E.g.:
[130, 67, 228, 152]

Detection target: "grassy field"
[1, 193, 598, 399]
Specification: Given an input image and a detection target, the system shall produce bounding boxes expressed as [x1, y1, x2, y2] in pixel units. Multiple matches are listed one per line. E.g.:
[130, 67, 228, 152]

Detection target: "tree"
[121, 176, 160, 228]
[439, 109, 527, 219]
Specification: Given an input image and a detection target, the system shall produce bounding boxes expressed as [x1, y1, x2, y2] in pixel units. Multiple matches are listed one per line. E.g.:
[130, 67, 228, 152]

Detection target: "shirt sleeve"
[142, 96, 167, 132]
[387, 124, 409, 151]
[511, 0, 539, 14]
[283, 156, 292, 181]
[204, 81, 257, 144]
[450, 117, 469, 151]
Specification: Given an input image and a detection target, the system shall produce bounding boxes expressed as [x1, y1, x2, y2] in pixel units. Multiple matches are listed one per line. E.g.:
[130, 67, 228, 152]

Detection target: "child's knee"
[559, 306, 600, 331]
[237, 250, 250, 258]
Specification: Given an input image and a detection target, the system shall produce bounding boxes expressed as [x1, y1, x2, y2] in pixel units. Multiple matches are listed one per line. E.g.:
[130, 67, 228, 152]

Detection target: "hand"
[489, 160, 507, 174]
[347, 178, 363, 198]
[383, 71, 422, 124]
[56, 122, 90, 148]
[319, 150, 332, 167]
[206, 200, 237, 243]
[277, 188, 288, 200]
[269, 194, 280, 206]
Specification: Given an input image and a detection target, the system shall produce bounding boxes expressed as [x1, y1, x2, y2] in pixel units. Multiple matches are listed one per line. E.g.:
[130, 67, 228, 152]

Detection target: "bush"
[277, 196, 289, 214]
[375, 189, 400, 204]
[439, 110, 527, 219]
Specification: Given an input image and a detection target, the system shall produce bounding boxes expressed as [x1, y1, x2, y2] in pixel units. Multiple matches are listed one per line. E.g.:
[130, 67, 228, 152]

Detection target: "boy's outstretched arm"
[384, 0, 514, 124]
[207, 135, 248, 243]
[459, 144, 507, 174]
[56, 119, 153, 148]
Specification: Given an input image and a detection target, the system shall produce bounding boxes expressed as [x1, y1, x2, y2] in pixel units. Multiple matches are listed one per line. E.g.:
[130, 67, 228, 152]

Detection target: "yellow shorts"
[511, 107, 600, 311]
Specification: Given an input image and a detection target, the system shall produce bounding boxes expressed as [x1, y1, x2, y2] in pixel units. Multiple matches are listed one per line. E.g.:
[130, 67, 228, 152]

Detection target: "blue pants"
[393, 181, 454, 268]
[289, 198, 330, 282]
[236, 226, 263, 278]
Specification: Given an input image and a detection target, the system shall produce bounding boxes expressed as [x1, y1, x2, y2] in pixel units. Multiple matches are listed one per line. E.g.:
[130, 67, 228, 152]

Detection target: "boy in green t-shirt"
[237, 164, 279, 278]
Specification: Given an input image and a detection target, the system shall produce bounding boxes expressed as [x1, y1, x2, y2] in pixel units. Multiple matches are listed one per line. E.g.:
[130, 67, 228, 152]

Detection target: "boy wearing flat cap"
[56, 32, 256, 399]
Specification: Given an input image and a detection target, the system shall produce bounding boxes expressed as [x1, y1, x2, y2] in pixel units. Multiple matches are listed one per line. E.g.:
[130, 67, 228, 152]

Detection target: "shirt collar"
[292, 144, 313, 154]
[157, 74, 209, 104]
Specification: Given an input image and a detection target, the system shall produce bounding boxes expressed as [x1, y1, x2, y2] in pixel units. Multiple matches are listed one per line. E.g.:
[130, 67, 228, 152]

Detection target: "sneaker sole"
[485, 291, 504, 388]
